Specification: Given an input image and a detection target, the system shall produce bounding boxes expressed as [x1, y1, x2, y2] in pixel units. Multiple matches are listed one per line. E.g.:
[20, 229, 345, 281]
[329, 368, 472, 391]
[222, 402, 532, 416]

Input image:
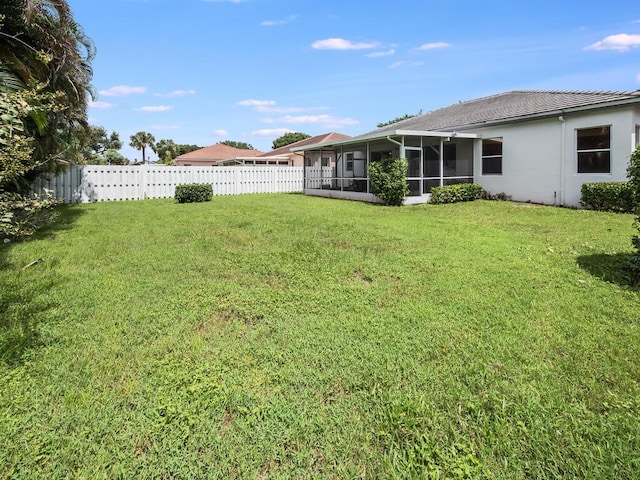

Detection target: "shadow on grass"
[33, 203, 87, 240]
[577, 252, 639, 291]
[0, 204, 85, 366]
[0, 278, 59, 366]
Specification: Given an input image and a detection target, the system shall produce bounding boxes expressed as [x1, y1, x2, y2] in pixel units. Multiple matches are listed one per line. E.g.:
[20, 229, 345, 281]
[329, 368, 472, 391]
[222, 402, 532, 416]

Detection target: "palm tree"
[153, 139, 179, 164]
[0, 0, 96, 164]
[129, 131, 156, 164]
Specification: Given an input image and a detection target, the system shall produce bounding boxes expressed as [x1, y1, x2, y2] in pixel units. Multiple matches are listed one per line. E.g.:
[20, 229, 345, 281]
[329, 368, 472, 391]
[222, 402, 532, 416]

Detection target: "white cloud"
[89, 100, 114, 108]
[237, 99, 276, 107]
[136, 105, 172, 112]
[366, 49, 396, 58]
[251, 128, 293, 136]
[585, 33, 640, 52]
[261, 15, 297, 27]
[281, 114, 358, 127]
[154, 89, 196, 98]
[389, 61, 425, 69]
[99, 85, 146, 96]
[212, 129, 229, 136]
[312, 38, 379, 50]
[417, 42, 451, 50]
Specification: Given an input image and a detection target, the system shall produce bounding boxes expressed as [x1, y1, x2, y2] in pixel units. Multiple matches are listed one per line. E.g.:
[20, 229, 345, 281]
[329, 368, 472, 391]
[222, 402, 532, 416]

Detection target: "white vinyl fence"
[31, 165, 304, 203]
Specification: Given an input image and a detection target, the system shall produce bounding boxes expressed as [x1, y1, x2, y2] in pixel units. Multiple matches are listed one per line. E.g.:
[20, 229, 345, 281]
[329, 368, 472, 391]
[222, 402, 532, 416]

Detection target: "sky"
[70, 0, 640, 162]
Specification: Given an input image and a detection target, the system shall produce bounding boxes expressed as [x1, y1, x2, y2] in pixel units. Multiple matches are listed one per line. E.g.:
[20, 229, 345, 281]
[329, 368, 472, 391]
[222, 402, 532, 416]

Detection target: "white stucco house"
[293, 90, 640, 206]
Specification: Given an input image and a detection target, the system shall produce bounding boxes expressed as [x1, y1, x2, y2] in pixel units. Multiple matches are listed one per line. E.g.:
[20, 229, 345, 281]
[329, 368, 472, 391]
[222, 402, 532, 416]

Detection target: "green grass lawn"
[1, 194, 639, 479]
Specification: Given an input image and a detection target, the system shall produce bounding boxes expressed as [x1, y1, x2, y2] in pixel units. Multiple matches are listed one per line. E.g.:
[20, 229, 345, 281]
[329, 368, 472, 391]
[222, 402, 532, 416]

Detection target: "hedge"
[175, 183, 213, 203]
[580, 182, 634, 213]
[430, 183, 483, 204]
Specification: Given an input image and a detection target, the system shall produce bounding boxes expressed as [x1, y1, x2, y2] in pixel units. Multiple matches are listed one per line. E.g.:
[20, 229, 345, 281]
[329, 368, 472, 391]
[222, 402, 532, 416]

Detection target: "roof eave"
[455, 97, 640, 131]
[291, 129, 478, 151]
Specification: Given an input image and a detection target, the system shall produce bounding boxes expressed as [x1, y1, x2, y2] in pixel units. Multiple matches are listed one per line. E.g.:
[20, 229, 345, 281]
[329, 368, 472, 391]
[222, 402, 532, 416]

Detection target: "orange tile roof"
[258, 132, 350, 157]
[176, 143, 264, 160]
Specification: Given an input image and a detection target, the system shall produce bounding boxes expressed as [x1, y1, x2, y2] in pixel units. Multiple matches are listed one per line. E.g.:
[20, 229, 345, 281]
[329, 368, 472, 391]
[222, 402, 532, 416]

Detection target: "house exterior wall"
[473, 105, 637, 206]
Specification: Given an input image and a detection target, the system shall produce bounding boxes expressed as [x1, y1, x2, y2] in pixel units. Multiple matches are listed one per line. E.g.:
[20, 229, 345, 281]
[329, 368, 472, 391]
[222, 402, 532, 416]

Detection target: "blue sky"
[71, 0, 640, 161]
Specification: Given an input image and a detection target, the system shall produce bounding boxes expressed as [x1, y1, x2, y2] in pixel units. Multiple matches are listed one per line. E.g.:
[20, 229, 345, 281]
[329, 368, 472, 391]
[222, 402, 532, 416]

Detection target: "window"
[321, 156, 330, 167]
[577, 126, 610, 174]
[482, 138, 503, 175]
[423, 144, 440, 177]
[304, 157, 313, 167]
[443, 143, 457, 176]
[370, 151, 392, 163]
[346, 153, 354, 172]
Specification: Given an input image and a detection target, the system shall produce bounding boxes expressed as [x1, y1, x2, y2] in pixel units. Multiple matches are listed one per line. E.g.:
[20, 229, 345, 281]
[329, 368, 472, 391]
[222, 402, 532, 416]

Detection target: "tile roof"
[258, 132, 351, 157]
[175, 143, 264, 160]
[357, 90, 640, 138]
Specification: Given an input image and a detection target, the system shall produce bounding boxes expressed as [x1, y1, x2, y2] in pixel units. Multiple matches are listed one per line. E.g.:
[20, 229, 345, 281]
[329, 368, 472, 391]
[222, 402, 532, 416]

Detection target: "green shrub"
[627, 146, 640, 281]
[580, 182, 634, 213]
[368, 157, 409, 206]
[430, 183, 483, 204]
[175, 183, 213, 203]
[482, 190, 512, 201]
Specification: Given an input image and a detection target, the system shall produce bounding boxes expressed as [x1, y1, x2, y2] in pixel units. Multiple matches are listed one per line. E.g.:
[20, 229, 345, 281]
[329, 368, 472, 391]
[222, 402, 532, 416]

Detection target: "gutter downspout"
[386, 136, 403, 145]
[559, 114, 566, 206]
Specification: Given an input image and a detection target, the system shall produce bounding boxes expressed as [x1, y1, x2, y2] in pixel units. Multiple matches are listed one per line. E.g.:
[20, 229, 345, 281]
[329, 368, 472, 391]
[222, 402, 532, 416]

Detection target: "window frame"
[345, 153, 354, 172]
[481, 137, 503, 175]
[576, 125, 611, 174]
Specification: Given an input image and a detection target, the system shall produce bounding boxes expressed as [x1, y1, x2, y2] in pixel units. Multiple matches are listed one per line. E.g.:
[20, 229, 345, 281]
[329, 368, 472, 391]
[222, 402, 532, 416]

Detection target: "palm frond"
[0, 62, 25, 92]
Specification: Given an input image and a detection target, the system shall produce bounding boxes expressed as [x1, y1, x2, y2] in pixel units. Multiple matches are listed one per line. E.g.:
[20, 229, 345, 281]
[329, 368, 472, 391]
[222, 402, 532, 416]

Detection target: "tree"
[272, 132, 310, 150]
[176, 144, 201, 156]
[628, 145, 640, 281]
[0, 1, 95, 238]
[0, 1, 96, 169]
[154, 139, 179, 164]
[129, 131, 155, 164]
[220, 140, 255, 150]
[1, 87, 61, 238]
[103, 148, 128, 165]
[78, 126, 122, 163]
[377, 111, 422, 128]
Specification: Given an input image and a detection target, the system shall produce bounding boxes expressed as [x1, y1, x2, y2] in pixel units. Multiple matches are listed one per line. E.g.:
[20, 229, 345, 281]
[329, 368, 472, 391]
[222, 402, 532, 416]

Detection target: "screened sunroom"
[292, 130, 478, 204]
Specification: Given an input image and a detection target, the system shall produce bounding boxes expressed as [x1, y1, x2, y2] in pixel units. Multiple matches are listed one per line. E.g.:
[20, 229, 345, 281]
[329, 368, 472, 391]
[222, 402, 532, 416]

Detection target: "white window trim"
[576, 125, 611, 175]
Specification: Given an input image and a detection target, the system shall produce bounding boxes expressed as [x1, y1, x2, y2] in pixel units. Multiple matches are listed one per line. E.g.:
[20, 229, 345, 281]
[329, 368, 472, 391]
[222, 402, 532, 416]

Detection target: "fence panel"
[31, 165, 304, 203]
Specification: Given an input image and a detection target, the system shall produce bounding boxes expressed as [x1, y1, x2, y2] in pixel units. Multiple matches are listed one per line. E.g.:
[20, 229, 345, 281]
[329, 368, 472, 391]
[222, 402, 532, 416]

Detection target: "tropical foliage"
[0, 88, 61, 238]
[154, 139, 179, 164]
[628, 145, 640, 280]
[220, 140, 255, 150]
[78, 126, 122, 163]
[272, 132, 310, 149]
[377, 110, 422, 128]
[129, 131, 156, 164]
[0, 1, 96, 169]
[368, 156, 409, 206]
[1, 1, 95, 238]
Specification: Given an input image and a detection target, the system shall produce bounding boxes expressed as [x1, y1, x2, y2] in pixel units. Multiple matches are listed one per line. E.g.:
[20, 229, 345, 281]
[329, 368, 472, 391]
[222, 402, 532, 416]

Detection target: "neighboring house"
[293, 90, 640, 206]
[173, 143, 264, 166]
[255, 132, 351, 167]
